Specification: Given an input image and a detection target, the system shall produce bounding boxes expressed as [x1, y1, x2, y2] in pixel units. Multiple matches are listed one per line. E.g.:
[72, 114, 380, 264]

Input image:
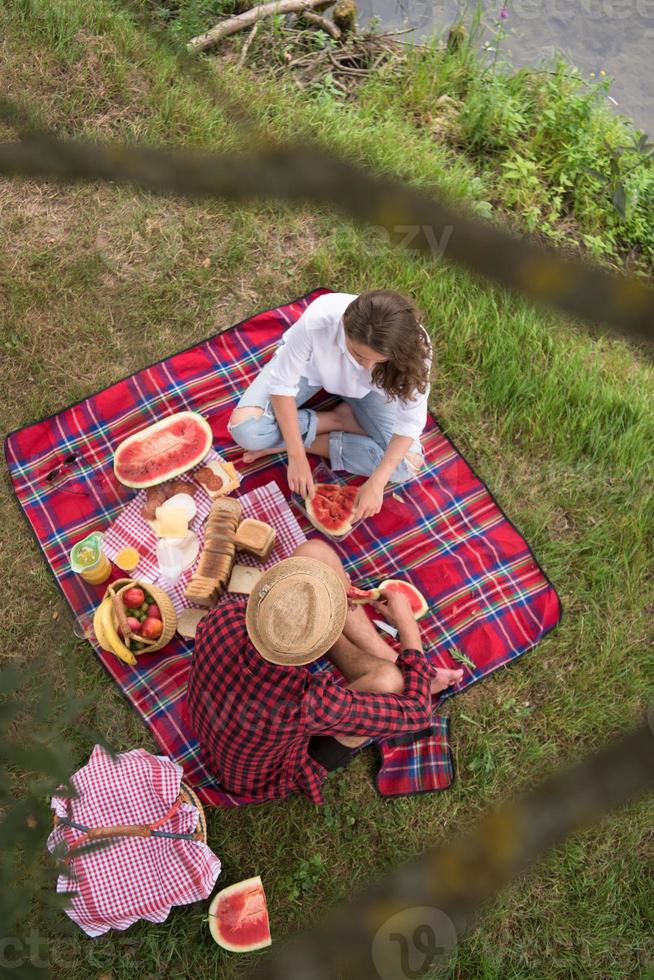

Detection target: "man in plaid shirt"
[187, 540, 462, 804]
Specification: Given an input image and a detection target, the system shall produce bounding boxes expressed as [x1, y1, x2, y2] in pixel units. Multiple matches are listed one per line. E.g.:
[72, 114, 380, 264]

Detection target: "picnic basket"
[105, 577, 177, 653]
[53, 782, 207, 856]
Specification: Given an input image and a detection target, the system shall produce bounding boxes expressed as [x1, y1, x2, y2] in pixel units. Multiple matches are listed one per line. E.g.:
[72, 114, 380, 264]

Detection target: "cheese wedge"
[153, 505, 189, 539]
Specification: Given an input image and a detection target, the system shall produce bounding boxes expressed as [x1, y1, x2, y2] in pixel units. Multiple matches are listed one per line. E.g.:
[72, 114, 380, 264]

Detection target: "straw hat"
[245, 557, 347, 666]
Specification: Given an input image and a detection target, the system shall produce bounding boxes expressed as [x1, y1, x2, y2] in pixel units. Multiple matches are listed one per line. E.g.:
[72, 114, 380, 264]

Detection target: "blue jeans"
[228, 360, 423, 484]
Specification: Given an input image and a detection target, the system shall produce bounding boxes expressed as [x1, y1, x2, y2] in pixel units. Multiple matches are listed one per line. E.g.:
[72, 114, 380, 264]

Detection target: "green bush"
[361, 43, 653, 270]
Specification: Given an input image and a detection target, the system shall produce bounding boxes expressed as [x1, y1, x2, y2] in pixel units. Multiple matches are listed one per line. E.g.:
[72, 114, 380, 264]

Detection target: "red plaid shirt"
[186, 596, 436, 804]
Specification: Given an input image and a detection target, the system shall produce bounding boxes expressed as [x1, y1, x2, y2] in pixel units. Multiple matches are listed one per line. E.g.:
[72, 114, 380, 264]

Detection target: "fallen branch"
[327, 48, 371, 76]
[298, 9, 341, 40]
[188, 0, 335, 52]
[237, 20, 259, 68]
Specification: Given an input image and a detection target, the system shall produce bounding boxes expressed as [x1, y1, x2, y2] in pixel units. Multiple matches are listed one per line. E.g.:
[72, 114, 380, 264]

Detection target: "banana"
[98, 596, 137, 667]
[93, 599, 112, 652]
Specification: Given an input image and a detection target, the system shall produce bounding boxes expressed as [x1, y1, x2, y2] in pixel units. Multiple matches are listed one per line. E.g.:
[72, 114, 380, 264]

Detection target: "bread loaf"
[234, 519, 276, 560]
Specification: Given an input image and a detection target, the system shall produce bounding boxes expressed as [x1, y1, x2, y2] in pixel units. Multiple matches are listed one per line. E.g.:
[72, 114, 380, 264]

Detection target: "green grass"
[1, 1, 653, 977]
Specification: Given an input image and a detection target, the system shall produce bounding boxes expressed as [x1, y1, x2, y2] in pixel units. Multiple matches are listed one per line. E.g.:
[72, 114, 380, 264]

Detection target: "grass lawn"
[1, 1, 652, 977]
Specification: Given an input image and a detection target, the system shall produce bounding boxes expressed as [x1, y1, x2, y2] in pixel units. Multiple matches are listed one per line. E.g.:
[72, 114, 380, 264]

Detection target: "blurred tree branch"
[247, 720, 654, 979]
[0, 104, 652, 345]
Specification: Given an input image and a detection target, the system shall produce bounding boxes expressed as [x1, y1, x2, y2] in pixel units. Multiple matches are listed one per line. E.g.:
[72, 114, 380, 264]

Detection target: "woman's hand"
[353, 476, 385, 522]
[287, 452, 314, 499]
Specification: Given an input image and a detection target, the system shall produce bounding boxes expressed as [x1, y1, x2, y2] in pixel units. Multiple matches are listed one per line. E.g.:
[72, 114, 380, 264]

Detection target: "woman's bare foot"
[242, 446, 283, 463]
[431, 668, 464, 695]
[316, 401, 366, 437]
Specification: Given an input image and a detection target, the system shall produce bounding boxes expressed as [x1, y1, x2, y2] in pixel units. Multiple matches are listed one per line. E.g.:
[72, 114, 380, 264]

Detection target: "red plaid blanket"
[5, 288, 561, 804]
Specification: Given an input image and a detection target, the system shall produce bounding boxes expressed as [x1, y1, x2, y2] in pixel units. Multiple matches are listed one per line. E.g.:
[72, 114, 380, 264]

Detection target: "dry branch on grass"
[276, 32, 403, 96]
[188, 0, 336, 52]
[237, 21, 260, 68]
[297, 9, 341, 40]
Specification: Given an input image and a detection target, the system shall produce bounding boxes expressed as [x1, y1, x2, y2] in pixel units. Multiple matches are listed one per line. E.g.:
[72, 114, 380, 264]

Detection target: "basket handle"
[60, 794, 189, 856]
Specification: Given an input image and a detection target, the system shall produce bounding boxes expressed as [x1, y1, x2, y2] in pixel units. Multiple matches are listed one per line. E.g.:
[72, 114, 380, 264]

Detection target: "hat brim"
[246, 557, 347, 666]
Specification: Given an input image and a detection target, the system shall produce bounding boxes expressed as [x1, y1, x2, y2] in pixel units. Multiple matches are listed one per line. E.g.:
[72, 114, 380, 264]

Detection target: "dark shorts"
[308, 735, 359, 773]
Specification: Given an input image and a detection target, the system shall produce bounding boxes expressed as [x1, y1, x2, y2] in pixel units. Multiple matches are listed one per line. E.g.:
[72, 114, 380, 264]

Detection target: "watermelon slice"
[114, 411, 213, 488]
[346, 585, 381, 603]
[378, 579, 429, 619]
[305, 483, 358, 537]
[208, 875, 272, 953]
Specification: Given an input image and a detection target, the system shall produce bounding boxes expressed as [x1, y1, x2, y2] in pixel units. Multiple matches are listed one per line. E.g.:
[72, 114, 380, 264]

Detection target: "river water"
[357, 0, 653, 134]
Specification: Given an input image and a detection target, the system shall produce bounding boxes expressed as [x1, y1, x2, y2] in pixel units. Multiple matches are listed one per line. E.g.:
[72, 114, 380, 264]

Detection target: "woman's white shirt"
[266, 292, 430, 440]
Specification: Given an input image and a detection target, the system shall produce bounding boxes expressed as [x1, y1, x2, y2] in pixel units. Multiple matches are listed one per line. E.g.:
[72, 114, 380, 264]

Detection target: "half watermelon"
[208, 875, 272, 953]
[113, 411, 213, 488]
[305, 483, 358, 537]
[378, 579, 429, 619]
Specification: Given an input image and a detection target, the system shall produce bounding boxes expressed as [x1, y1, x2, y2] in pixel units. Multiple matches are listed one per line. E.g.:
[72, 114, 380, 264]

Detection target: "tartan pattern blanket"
[5, 287, 561, 805]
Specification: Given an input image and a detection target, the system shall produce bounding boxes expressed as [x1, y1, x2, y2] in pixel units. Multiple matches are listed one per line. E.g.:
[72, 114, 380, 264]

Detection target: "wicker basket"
[53, 781, 207, 850]
[105, 577, 177, 654]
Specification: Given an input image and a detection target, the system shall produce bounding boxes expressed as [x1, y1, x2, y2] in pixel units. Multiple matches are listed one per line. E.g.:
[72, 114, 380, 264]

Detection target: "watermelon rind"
[304, 483, 356, 538]
[114, 411, 213, 489]
[378, 579, 429, 620]
[208, 875, 272, 953]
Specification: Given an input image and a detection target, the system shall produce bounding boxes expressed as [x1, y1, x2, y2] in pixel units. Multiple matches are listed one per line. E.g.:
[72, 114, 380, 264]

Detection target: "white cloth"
[266, 292, 431, 440]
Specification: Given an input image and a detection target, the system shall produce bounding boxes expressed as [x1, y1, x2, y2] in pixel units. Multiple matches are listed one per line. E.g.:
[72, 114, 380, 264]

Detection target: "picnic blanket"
[5, 287, 562, 805]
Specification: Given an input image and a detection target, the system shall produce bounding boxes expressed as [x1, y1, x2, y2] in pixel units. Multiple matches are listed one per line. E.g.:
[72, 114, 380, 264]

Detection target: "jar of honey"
[70, 532, 112, 585]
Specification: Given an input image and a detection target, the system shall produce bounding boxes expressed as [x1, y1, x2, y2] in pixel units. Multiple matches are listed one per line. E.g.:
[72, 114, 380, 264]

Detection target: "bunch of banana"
[93, 596, 136, 666]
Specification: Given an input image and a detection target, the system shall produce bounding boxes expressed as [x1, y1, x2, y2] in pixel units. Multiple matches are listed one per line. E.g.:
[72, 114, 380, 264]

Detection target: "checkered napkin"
[102, 458, 306, 613]
[47, 745, 221, 937]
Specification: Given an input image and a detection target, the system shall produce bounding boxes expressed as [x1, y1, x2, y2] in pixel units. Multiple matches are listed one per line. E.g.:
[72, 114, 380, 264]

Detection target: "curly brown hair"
[343, 289, 432, 401]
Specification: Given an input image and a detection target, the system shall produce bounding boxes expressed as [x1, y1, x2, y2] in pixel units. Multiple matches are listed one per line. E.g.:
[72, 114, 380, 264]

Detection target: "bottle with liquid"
[156, 539, 183, 585]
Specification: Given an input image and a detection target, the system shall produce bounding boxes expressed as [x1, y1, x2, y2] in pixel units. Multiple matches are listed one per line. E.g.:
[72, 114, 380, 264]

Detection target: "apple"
[123, 587, 145, 609]
[119, 616, 142, 638]
[146, 603, 161, 620]
[141, 617, 164, 640]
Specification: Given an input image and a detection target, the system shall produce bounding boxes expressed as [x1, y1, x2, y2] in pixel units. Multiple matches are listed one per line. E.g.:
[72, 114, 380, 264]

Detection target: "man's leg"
[293, 540, 396, 663]
[294, 539, 464, 703]
[295, 540, 404, 748]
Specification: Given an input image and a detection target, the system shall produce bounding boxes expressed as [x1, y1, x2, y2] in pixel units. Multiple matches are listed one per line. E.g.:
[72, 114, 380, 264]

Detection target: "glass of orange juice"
[114, 547, 140, 573]
[70, 532, 112, 585]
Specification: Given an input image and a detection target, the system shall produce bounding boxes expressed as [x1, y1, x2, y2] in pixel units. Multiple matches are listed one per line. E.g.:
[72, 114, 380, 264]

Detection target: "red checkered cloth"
[375, 717, 453, 797]
[102, 468, 305, 613]
[47, 745, 221, 936]
[5, 287, 562, 804]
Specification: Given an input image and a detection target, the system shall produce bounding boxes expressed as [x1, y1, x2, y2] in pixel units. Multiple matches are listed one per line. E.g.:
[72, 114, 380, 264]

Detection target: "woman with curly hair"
[228, 290, 432, 520]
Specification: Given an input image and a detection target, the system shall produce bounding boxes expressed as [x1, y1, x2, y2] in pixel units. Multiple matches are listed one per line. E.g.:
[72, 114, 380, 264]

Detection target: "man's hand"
[287, 451, 314, 499]
[353, 476, 385, 522]
[371, 590, 415, 629]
